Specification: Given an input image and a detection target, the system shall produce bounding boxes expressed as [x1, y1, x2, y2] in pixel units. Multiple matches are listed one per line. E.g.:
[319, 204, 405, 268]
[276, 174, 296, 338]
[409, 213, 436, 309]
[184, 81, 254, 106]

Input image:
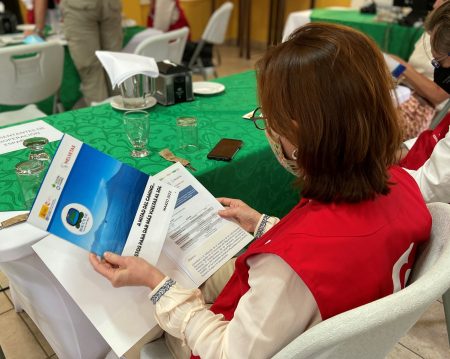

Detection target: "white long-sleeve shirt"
[152, 254, 322, 359]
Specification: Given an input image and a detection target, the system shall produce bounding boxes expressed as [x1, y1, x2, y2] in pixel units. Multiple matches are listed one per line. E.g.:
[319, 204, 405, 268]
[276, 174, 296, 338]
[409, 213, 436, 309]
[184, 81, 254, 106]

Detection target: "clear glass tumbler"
[176, 117, 198, 152]
[123, 110, 150, 158]
[15, 159, 46, 209]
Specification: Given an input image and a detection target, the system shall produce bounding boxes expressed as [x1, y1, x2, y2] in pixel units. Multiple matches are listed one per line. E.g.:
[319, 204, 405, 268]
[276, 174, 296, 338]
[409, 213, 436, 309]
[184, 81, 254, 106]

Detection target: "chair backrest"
[202, 2, 234, 44]
[272, 202, 450, 359]
[0, 42, 64, 106]
[429, 99, 450, 130]
[134, 27, 189, 64]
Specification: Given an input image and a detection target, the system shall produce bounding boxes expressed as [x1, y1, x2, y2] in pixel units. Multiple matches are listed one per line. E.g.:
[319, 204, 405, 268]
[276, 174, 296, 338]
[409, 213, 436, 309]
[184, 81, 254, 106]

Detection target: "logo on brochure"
[51, 176, 64, 191]
[38, 202, 50, 220]
[38, 198, 56, 221]
[61, 144, 76, 169]
[61, 203, 93, 235]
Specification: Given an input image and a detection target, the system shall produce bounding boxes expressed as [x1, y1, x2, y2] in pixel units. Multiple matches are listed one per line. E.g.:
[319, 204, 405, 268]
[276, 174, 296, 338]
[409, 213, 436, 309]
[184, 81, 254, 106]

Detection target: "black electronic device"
[207, 138, 243, 161]
[155, 61, 194, 106]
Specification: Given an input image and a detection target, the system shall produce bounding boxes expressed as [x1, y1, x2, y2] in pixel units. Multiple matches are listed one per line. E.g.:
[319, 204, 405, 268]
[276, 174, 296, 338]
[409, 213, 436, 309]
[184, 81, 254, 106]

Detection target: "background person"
[401, 0, 450, 203]
[389, 0, 449, 140]
[147, 0, 189, 32]
[90, 24, 431, 359]
[60, 0, 123, 105]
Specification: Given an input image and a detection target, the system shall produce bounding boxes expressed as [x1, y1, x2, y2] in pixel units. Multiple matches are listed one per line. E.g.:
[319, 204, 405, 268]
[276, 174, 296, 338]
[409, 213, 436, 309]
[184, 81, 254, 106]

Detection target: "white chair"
[187, 2, 234, 80]
[429, 99, 450, 130]
[140, 202, 450, 359]
[134, 27, 190, 64]
[0, 42, 64, 119]
[272, 202, 450, 359]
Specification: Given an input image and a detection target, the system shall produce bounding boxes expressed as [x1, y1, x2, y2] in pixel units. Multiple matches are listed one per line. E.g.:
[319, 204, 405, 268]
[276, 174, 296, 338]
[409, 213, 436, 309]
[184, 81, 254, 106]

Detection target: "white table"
[0, 211, 110, 359]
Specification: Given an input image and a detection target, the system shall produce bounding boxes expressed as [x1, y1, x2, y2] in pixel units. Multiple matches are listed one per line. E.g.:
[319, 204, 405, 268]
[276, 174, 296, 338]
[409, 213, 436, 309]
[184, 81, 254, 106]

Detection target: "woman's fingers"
[217, 197, 234, 207]
[89, 253, 115, 281]
[103, 252, 126, 266]
[218, 207, 241, 219]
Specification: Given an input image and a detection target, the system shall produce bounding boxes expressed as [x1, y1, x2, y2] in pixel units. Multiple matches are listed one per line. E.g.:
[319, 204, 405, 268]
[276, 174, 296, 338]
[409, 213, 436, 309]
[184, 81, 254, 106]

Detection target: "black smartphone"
[207, 138, 243, 161]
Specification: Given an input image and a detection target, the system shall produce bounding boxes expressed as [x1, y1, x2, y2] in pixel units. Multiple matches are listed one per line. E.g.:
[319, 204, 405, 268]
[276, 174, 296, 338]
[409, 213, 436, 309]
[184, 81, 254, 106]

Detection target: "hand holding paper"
[217, 197, 262, 233]
[89, 252, 165, 289]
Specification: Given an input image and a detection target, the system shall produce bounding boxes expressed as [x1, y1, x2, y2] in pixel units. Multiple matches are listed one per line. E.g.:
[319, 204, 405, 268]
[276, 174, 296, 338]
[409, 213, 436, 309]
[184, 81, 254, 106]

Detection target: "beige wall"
[122, 0, 351, 43]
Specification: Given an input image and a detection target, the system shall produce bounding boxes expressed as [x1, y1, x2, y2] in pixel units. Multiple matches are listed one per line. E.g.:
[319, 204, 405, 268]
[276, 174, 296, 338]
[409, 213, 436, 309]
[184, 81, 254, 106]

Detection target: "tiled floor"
[1, 45, 449, 359]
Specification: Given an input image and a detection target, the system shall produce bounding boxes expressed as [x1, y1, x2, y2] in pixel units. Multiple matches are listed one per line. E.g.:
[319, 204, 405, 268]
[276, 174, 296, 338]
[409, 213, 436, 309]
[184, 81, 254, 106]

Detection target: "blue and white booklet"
[28, 134, 178, 264]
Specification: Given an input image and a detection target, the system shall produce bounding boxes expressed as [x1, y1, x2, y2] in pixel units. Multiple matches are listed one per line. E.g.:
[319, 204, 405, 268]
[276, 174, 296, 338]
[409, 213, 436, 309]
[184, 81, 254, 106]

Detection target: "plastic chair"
[0, 42, 64, 116]
[140, 202, 450, 359]
[272, 202, 450, 359]
[134, 27, 190, 64]
[187, 2, 234, 80]
[429, 99, 450, 130]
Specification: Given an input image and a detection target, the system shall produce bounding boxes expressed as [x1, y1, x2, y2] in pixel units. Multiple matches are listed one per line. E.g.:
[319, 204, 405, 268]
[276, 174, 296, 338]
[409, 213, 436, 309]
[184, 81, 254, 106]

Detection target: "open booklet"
[28, 134, 178, 265]
[30, 136, 254, 356]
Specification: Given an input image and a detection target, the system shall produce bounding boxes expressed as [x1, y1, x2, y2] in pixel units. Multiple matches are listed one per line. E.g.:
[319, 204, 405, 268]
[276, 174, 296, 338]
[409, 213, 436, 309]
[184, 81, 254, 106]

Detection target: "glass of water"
[123, 110, 150, 158]
[176, 117, 198, 152]
[15, 159, 46, 209]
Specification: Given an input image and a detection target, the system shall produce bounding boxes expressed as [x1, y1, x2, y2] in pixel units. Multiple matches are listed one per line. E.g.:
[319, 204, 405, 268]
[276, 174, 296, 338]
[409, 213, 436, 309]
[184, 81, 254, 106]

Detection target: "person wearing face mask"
[388, 0, 449, 140]
[427, 1, 450, 92]
[89, 24, 431, 359]
[400, 1, 450, 203]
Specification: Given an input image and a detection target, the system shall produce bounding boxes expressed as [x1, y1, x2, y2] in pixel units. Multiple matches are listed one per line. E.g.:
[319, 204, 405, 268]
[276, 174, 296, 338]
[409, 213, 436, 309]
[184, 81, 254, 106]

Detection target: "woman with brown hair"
[90, 23, 431, 358]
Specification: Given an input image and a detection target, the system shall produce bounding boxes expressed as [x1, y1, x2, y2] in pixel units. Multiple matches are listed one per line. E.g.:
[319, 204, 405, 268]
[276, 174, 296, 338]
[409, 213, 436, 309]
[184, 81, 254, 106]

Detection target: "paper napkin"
[95, 51, 159, 88]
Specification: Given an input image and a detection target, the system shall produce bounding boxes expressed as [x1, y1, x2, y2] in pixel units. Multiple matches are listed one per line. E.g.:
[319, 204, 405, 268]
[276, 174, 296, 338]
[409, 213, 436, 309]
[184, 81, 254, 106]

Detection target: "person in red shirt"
[90, 23, 431, 358]
[147, 0, 189, 32]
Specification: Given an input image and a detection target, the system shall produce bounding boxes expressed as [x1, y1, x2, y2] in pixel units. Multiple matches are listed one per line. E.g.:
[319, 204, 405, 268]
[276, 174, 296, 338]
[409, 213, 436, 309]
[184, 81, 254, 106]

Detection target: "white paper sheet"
[0, 120, 63, 155]
[32, 237, 157, 357]
[154, 163, 254, 286]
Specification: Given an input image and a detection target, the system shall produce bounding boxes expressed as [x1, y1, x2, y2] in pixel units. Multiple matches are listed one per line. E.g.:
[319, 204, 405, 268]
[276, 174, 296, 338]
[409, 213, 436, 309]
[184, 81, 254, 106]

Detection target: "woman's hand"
[217, 197, 262, 233]
[89, 252, 165, 289]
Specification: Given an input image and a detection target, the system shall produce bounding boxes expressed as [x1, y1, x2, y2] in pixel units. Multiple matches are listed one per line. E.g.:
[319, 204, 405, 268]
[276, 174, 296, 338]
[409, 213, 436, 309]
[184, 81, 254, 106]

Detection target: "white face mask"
[265, 130, 300, 176]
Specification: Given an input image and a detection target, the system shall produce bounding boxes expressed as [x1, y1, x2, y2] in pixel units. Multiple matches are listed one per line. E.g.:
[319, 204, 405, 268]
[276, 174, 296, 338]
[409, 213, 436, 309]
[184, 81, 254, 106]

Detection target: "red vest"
[191, 167, 431, 358]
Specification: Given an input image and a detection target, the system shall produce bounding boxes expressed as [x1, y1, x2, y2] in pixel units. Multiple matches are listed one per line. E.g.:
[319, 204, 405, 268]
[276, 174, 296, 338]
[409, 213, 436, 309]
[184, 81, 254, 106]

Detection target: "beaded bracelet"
[150, 278, 176, 305]
[254, 214, 270, 239]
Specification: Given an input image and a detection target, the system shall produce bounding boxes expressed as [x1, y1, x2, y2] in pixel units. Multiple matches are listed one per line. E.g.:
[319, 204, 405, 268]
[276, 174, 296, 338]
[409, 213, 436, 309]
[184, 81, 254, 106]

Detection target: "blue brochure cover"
[28, 134, 178, 263]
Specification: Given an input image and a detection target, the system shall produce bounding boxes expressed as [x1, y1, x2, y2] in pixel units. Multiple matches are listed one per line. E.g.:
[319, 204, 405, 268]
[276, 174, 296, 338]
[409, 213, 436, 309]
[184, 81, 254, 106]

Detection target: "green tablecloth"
[310, 9, 424, 60]
[0, 71, 300, 218]
[0, 26, 146, 115]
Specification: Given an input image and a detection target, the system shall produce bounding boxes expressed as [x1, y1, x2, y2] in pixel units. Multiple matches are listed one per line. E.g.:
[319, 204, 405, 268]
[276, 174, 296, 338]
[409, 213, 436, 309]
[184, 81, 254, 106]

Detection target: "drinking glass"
[123, 110, 150, 158]
[176, 117, 198, 152]
[119, 75, 155, 109]
[23, 137, 50, 163]
[15, 159, 46, 209]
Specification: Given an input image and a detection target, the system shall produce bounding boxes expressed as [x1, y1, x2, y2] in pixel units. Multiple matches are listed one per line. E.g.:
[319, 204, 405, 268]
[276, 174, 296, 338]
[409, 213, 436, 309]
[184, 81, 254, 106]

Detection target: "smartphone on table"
[207, 138, 243, 161]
